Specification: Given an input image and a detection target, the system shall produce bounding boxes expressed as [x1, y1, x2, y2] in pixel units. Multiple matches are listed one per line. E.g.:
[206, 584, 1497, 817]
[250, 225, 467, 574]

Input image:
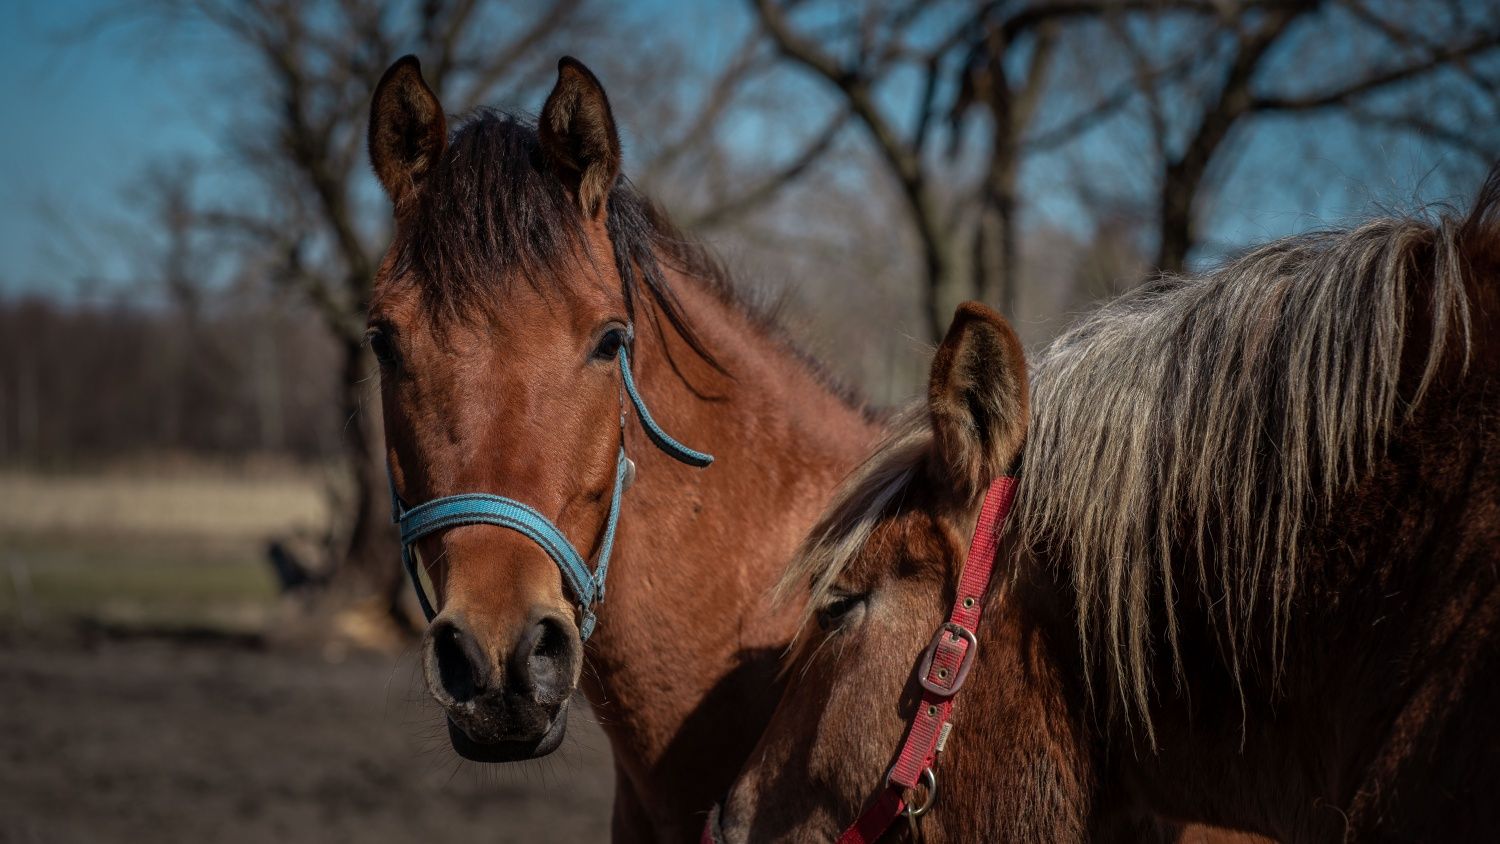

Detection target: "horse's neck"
[919, 552, 1098, 841]
[936, 555, 1222, 841]
[1104, 387, 1500, 840]
[583, 268, 880, 839]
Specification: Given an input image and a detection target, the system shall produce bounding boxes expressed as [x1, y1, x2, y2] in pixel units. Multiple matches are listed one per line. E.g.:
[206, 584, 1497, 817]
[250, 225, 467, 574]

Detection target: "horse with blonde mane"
[713, 177, 1500, 841]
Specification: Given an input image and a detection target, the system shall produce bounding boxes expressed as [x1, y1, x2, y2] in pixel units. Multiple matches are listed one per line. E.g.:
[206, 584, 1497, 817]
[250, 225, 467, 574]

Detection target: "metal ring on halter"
[901, 768, 938, 818]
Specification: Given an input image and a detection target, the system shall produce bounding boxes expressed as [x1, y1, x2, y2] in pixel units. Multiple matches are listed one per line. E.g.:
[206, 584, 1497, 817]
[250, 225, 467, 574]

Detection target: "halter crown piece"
[389, 328, 713, 640]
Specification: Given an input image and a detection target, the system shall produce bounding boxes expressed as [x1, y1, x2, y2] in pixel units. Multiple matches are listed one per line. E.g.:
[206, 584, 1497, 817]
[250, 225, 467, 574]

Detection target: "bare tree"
[752, 0, 981, 342]
[1102, 0, 1500, 273]
[748, 0, 1162, 341]
[749, 0, 1500, 342]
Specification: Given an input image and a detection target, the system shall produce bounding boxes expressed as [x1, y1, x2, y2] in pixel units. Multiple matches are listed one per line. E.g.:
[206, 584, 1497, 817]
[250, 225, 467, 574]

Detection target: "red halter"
[837, 475, 1018, 844]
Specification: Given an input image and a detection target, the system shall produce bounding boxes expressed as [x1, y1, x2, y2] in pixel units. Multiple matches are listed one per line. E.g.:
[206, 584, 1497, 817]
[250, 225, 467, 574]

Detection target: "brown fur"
[369, 56, 447, 209]
[927, 302, 1029, 499]
[538, 57, 622, 218]
[719, 178, 1500, 842]
[368, 57, 880, 842]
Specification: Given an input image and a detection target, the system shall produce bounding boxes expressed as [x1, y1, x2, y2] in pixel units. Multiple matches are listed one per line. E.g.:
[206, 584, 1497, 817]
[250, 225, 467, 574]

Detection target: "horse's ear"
[369, 55, 447, 209]
[927, 302, 1029, 498]
[539, 57, 621, 219]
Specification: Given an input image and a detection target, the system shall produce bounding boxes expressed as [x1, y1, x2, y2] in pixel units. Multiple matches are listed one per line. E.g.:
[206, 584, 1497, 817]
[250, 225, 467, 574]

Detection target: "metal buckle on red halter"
[835, 475, 1018, 844]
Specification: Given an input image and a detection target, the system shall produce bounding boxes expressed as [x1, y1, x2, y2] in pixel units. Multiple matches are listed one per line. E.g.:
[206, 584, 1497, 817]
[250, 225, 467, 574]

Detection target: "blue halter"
[389, 332, 713, 639]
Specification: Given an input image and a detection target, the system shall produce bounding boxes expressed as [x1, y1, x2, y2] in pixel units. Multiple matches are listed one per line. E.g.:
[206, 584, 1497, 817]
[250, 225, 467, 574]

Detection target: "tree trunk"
[923, 244, 971, 346]
[975, 152, 1020, 319]
[328, 336, 408, 628]
[1157, 160, 1195, 276]
[922, 255, 944, 345]
[1154, 7, 1305, 276]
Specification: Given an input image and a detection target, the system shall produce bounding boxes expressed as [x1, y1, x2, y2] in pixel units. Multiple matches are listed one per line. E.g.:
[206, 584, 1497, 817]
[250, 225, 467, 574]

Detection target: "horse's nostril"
[533, 617, 568, 661]
[514, 615, 576, 704]
[431, 620, 488, 704]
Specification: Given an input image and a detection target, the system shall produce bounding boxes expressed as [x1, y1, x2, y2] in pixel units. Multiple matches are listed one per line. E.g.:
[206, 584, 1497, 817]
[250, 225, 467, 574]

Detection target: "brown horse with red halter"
[713, 179, 1500, 841]
[367, 56, 880, 840]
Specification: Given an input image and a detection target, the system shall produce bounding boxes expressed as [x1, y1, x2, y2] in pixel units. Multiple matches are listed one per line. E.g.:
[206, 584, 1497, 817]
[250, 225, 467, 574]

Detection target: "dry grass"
[0, 461, 331, 630]
[0, 464, 329, 541]
[1, 534, 278, 627]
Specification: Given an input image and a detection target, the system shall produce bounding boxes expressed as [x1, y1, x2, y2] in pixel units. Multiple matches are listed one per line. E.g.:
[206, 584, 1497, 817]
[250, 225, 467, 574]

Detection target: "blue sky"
[1, 1, 1490, 303]
[1, 2, 227, 297]
[0, 1, 751, 301]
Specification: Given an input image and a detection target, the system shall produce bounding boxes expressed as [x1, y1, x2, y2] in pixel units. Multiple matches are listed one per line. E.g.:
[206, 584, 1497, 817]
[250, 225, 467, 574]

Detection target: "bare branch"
[998, 0, 1227, 41]
[750, 0, 923, 189]
[1347, 105, 1500, 164]
[1251, 32, 1500, 112]
[750, 0, 959, 340]
[641, 30, 768, 179]
[682, 107, 851, 230]
[453, 0, 585, 111]
[1156, 3, 1315, 272]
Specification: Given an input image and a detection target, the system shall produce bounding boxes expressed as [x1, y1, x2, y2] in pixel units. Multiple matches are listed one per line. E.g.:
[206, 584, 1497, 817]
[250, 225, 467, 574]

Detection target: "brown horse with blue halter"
[367, 55, 881, 840]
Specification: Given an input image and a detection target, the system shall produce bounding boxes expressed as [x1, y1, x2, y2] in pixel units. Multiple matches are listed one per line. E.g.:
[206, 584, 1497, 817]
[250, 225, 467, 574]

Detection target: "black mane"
[391, 108, 724, 368]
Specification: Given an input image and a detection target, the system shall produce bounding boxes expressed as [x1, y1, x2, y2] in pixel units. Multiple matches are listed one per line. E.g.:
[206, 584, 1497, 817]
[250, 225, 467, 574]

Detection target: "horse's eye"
[592, 327, 627, 361]
[367, 326, 397, 367]
[816, 591, 868, 632]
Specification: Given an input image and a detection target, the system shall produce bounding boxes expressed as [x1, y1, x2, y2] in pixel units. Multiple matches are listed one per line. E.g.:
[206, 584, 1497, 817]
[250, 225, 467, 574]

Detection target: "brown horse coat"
[718, 176, 1500, 842]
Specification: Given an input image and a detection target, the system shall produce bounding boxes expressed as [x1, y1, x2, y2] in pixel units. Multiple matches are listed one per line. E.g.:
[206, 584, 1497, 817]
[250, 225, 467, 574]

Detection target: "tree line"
[25, 0, 1500, 628]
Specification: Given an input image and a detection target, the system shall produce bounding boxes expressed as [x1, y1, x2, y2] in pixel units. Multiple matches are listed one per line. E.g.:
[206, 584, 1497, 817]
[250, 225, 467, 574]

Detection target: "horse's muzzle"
[422, 610, 579, 761]
[445, 701, 569, 763]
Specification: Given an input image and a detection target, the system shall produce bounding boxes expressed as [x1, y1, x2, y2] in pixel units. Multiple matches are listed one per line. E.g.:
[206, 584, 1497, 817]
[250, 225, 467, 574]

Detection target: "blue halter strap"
[389, 336, 713, 640]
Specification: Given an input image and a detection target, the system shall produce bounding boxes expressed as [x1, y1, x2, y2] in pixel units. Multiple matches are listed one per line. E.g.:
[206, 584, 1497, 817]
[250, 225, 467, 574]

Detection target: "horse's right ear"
[927, 302, 1029, 498]
[538, 57, 621, 219]
[369, 55, 447, 209]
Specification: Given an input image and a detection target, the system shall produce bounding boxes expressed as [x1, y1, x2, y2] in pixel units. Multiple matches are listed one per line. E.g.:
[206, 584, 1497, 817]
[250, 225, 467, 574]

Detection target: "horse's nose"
[422, 610, 579, 760]
[423, 611, 579, 709]
[507, 613, 577, 706]
[427, 616, 493, 704]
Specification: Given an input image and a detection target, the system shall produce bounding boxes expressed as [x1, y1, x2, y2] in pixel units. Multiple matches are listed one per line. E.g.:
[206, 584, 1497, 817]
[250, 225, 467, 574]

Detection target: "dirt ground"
[0, 465, 619, 842]
[0, 626, 615, 843]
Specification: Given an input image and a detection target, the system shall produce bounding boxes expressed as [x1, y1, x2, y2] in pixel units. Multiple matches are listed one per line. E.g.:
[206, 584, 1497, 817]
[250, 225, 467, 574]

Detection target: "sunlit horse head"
[716, 180, 1500, 840]
[367, 56, 715, 761]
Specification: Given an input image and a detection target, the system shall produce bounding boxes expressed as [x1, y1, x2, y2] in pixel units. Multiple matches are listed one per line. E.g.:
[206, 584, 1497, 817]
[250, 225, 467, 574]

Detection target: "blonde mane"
[781, 193, 1488, 741]
[777, 404, 933, 611]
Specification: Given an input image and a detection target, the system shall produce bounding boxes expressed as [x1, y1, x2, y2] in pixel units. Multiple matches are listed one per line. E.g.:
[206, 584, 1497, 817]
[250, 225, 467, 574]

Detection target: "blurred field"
[0, 463, 329, 540]
[0, 462, 615, 843]
[0, 463, 314, 631]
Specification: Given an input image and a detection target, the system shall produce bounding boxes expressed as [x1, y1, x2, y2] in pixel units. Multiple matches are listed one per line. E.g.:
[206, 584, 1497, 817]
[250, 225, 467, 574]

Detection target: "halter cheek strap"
[389, 337, 712, 640]
[836, 475, 1018, 844]
[697, 477, 1017, 844]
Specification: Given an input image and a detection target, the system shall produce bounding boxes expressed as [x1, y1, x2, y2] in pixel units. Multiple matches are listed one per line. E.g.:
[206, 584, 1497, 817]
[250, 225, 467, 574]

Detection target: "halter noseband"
[389, 329, 713, 640]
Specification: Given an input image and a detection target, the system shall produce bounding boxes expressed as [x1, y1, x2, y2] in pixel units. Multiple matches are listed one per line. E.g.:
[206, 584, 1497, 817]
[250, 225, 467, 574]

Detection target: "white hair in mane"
[782, 189, 1490, 742]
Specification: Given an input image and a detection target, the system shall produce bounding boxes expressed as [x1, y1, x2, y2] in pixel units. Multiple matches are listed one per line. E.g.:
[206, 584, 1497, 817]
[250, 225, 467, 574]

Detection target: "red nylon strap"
[836, 787, 906, 844]
[836, 475, 1017, 844]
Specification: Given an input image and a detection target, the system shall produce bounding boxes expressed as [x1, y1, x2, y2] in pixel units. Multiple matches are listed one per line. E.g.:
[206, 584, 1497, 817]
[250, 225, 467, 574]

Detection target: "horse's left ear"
[539, 57, 621, 219]
[927, 302, 1029, 498]
[369, 55, 447, 209]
